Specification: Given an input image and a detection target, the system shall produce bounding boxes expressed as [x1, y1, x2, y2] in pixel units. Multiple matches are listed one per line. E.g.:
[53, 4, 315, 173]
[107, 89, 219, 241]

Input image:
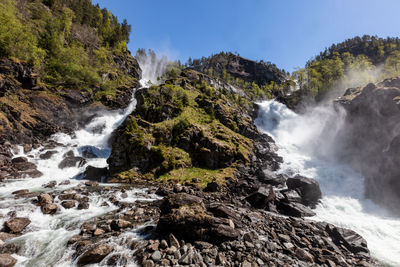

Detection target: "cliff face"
[0, 54, 141, 144]
[189, 52, 286, 86]
[335, 77, 400, 213]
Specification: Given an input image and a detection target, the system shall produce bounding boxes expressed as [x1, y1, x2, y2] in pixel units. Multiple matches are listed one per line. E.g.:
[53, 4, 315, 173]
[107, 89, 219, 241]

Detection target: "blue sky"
[93, 0, 400, 72]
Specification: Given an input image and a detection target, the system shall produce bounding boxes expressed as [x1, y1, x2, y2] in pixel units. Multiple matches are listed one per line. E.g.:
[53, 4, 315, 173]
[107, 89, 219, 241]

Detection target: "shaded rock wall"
[335, 77, 400, 214]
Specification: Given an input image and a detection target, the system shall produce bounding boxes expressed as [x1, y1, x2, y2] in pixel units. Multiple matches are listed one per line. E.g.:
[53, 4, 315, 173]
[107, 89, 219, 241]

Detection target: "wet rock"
[42, 180, 57, 188]
[41, 203, 58, 215]
[93, 228, 105, 236]
[0, 243, 18, 254]
[83, 166, 108, 181]
[58, 191, 76, 200]
[58, 180, 71, 185]
[245, 185, 275, 209]
[11, 189, 29, 195]
[4, 217, 30, 233]
[58, 156, 86, 169]
[77, 243, 114, 266]
[277, 202, 316, 217]
[79, 146, 102, 159]
[84, 181, 98, 187]
[39, 150, 57, 160]
[61, 200, 75, 209]
[286, 175, 322, 206]
[259, 170, 287, 186]
[10, 157, 27, 164]
[12, 161, 37, 171]
[282, 189, 302, 203]
[77, 202, 89, 210]
[38, 193, 53, 205]
[326, 224, 369, 254]
[0, 254, 17, 267]
[110, 219, 132, 231]
[0, 233, 16, 242]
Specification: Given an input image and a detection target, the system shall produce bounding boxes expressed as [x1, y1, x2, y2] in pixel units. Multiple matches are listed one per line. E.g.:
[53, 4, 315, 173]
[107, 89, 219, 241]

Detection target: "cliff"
[335, 77, 400, 214]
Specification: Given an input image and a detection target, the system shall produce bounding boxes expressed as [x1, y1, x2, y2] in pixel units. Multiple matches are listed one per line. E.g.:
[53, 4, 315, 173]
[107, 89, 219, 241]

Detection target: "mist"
[135, 49, 170, 87]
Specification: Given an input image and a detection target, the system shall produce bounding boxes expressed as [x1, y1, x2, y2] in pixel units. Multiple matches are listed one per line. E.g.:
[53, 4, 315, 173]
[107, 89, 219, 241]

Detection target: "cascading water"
[255, 100, 400, 266]
[0, 54, 167, 266]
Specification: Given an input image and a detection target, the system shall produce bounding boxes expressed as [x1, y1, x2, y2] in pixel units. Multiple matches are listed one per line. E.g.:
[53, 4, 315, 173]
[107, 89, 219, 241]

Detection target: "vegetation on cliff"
[289, 35, 400, 105]
[107, 69, 273, 187]
[187, 52, 293, 101]
[0, 0, 136, 93]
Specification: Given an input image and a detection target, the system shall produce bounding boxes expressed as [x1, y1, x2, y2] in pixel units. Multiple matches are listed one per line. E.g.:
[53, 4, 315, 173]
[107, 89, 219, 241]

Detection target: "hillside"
[284, 35, 400, 109]
[0, 0, 141, 143]
[188, 52, 293, 100]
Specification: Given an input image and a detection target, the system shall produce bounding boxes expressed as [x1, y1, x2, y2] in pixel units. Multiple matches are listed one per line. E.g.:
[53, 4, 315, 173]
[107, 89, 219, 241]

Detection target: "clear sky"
[92, 0, 400, 72]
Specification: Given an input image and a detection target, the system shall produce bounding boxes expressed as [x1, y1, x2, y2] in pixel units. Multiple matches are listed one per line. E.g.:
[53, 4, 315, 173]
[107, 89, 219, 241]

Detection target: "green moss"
[158, 167, 235, 188]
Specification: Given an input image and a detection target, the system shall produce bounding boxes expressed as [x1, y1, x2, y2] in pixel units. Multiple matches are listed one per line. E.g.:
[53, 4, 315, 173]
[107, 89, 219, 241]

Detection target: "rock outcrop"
[0, 54, 141, 146]
[107, 68, 282, 185]
[335, 77, 400, 214]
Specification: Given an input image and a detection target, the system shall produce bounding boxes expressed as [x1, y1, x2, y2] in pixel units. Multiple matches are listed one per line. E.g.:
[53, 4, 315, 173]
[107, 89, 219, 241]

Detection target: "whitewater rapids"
[0, 53, 168, 266]
[255, 100, 400, 266]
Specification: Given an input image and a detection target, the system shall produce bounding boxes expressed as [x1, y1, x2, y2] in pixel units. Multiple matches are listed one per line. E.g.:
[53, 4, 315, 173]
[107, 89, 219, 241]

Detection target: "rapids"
[0, 54, 166, 266]
[255, 100, 400, 266]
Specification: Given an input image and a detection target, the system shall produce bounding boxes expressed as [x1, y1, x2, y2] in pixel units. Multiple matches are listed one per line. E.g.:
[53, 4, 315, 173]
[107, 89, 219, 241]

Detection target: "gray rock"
[151, 250, 161, 263]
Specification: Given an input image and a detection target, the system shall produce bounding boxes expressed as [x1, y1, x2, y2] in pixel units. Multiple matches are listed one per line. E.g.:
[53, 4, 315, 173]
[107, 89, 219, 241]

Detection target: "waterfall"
[0, 53, 167, 266]
[255, 99, 400, 266]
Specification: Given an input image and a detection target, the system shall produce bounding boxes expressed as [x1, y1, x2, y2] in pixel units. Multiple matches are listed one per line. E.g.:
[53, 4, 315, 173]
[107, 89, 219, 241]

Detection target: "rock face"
[190, 52, 286, 86]
[335, 77, 400, 214]
[0, 54, 141, 145]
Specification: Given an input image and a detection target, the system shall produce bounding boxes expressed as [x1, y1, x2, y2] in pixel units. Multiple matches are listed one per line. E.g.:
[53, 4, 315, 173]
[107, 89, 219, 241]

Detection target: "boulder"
[0, 254, 17, 267]
[0, 233, 16, 242]
[10, 157, 27, 164]
[39, 150, 57, 160]
[83, 166, 108, 181]
[38, 193, 53, 205]
[286, 175, 322, 206]
[277, 202, 316, 217]
[61, 200, 75, 209]
[245, 185, 275, 209]
[110, 219, 132, 231]
[203, 180, 221, 193]
[41, 203, 58, 215]
[4, 217, 30, 233]
[42, 181, 57, 188]
[326, 224, 369, 254]
[77, 243, 114, 266]
[11, 189, 29, 195]
[58, 156, 86, 169]
[157, 193, 239, 244]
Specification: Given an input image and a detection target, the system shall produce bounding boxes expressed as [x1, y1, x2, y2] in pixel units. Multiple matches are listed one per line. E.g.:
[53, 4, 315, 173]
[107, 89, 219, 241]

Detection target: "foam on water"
[0, 54, 166, 266]
[255, 100, 400, 266]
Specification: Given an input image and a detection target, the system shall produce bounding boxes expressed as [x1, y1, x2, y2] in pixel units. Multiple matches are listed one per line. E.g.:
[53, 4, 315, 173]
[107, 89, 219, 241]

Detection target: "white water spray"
[255, 100, 400, 266]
